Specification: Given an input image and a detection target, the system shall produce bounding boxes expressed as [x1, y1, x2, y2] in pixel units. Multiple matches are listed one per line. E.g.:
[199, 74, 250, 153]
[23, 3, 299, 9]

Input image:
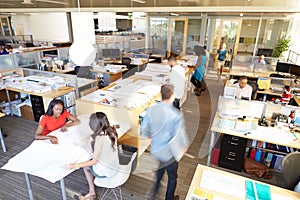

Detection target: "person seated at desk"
[0, 46, 9, 55]
[35, 99, 80, 144]
[67, 112, 119, 200]
[253, 55, 266, 65]
[234, 76, 253, 100]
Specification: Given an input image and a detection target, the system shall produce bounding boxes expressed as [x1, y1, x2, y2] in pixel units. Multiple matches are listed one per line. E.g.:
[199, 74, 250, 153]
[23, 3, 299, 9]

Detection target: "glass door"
[207, 18, 240, 67]
[167, 18, 188, 56]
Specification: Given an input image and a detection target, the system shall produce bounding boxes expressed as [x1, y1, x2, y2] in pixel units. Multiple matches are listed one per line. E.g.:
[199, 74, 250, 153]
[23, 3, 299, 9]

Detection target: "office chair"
[247, 81, 258, 100]
[94, 152, 137, 200]
[281, 152, 300, 190]
[0, 113, 6, 152]
[121, 57, 131, 69]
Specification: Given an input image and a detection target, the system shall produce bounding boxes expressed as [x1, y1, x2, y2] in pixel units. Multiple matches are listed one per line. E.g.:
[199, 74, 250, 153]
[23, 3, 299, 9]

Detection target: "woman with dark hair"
[191, 46, 207, 96]
[67, 112, 119, 200]
[34, 99, 80, 144]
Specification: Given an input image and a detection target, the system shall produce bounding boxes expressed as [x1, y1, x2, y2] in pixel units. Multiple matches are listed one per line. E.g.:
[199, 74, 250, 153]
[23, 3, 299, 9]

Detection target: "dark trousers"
[173, 98, 180, 110]
[190, 75, 206, 91]
[152, 159, 178, 200]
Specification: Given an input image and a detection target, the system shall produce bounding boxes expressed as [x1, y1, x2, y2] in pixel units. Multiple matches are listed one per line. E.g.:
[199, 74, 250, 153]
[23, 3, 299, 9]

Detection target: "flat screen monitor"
[290, 64, 300, 76]
[276, 62, 291, 73]
[102, 49, 120, 59]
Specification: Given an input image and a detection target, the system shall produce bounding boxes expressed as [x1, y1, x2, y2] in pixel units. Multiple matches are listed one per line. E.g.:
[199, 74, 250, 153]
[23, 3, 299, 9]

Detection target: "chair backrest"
[121, 57, 131, 68]
[94, 152, 137, 188]
[247, 81, 258, 100]
[282, 152, 300, 190]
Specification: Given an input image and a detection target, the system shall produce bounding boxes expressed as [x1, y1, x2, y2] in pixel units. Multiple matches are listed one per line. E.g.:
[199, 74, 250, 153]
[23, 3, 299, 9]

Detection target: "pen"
[292, 132, 299, 142]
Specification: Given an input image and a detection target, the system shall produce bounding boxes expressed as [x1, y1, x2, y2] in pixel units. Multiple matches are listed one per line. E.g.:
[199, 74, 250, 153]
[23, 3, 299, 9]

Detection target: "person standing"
[141, 84, 187, 200]
[191, 46, 207, 96]
[214, 42, 228, 80]
[168, 55, 186, 109]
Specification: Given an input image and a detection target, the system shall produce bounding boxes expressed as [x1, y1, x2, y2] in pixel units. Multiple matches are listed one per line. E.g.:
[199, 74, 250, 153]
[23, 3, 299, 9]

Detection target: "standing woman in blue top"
[190, 46, 207, 96]
[214, 42, 228, 80]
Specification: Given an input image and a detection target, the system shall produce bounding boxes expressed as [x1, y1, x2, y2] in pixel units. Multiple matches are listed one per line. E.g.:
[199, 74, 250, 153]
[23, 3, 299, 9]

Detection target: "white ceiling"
[0, 0, 300, 13]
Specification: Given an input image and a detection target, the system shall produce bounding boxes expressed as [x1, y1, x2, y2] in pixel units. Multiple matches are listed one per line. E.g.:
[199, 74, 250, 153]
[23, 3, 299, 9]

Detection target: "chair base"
[100, 186, 122, 200]
[0, 128, 7, 152]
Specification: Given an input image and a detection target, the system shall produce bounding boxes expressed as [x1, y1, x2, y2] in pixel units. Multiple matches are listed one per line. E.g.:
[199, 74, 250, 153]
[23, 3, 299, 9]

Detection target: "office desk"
[207, 113, 300, 166]
[53, 68, 75, 74]
[186, 164, 300, 200]
[1, 114, 131, 200]
[223, 70, 272, 79]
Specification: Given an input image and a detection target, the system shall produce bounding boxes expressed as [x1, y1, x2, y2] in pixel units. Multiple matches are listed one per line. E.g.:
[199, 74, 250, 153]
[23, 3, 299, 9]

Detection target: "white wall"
[11, 14, 31, 35]
[71, 12, 95, 44]
[12, 13, 69, 43]
[29, 13, 69, 42]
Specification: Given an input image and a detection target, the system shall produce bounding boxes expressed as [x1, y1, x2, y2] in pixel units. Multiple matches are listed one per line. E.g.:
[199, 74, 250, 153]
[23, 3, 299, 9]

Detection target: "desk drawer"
[218, 135, 247, 172]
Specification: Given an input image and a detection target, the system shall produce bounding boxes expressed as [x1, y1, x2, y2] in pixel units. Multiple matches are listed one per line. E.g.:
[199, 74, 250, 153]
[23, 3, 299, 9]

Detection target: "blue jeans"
[152, 159, 178, 200]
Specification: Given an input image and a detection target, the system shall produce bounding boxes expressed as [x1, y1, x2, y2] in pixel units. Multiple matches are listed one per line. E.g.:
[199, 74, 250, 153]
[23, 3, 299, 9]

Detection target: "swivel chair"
[121, 57, 131, 69]
[247, 81, 258, 100]
[0, 113, 6, 152]
[281, 152, 300, 190]
[94, 152, 137, 200]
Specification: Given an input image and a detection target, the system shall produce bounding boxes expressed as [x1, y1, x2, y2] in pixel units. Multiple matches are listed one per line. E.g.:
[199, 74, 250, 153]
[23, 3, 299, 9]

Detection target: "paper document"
[200, 169, 245, 199]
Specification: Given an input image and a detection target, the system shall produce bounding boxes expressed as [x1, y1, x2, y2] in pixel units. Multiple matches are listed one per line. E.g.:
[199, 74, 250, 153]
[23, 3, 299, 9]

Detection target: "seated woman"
[34, 99, 80, 144]
[67, 112, 119, 200]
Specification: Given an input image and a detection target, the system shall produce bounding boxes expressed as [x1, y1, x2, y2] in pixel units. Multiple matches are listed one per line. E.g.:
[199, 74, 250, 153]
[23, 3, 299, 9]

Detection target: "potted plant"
[272, 37, 291, 58]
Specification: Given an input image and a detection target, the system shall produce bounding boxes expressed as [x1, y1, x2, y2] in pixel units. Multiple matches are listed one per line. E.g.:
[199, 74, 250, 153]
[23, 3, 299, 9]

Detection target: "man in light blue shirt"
[141, 84, 185, 200]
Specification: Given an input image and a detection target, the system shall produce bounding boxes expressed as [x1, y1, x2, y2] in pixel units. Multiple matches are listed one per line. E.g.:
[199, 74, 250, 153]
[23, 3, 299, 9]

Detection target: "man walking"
[141, 84, 187, 200]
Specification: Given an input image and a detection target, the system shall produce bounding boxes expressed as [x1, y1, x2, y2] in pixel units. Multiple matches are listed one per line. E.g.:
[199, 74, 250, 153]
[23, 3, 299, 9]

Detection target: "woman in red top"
[35, 99, 80, 144]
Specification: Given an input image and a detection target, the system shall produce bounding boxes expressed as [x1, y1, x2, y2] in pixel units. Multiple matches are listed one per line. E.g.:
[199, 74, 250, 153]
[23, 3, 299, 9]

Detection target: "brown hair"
[161, 84, 174, 100]
[89, 112, 118, 151]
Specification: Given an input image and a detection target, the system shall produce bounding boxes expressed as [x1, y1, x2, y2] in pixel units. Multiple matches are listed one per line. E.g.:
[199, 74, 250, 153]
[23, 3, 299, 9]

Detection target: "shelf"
[247, 145, 290, 155]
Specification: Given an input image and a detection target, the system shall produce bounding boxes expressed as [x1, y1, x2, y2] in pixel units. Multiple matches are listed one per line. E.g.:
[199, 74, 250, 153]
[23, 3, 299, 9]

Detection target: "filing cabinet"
[30, 95, 45, 122]
[218, 134, 247, 172]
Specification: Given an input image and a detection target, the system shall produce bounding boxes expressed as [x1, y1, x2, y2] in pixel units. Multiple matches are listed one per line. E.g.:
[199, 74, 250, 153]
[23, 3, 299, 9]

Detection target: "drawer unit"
[218, 134, 247, 172]
[30, 95, 45, 122]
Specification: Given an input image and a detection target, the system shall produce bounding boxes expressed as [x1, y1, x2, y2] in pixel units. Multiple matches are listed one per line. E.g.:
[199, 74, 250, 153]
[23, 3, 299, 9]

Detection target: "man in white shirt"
[234, 76, 253, 100]
[168, 55, 186, 109]
[253, 55, 266, 65]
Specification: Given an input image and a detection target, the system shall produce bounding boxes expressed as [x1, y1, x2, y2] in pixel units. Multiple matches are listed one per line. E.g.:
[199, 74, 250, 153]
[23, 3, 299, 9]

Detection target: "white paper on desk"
[250, 126, 296, 144]
[200, 170, 245, 199]
[271, 193, 293, 200]
[218, 119, 236, 129]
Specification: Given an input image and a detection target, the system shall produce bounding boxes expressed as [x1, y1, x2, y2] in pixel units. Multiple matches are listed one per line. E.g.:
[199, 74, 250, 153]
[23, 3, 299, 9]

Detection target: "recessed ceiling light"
[170, 13, 179, 16]
[131, 0, 146, 3]
[240, 13, 244, 17]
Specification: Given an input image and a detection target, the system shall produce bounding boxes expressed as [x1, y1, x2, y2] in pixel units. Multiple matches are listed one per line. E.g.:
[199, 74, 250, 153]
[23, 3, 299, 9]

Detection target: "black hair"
[89, 112, 118, 151]
[45, 99, 65, 116]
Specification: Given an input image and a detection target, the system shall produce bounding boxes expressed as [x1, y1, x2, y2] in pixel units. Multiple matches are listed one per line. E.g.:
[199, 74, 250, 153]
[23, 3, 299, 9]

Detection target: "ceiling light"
[240, 13, 244, 17]
[36, 0, 69, 5]
[170, 13, 179, 16]
[131, 0, 146, 3]
[22, 0, 33, 4]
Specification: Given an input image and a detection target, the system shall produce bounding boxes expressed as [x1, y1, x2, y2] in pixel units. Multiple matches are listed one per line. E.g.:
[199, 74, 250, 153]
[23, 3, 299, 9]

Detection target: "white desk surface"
[186, 164, 300, 200]
[211, 113, 300, 149]
[1, 114, 131, 183]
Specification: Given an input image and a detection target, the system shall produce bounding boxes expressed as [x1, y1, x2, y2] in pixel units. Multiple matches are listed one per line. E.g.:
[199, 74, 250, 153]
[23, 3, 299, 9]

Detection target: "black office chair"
[247, 81, 258, 100]
[121, 57, 131, 69]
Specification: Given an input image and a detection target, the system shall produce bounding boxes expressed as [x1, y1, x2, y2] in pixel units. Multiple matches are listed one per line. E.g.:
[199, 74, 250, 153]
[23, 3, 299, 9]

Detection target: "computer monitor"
[290, 64, 300, 76]
[276, 62, 291, 73]
[102, 48, 120, 59]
